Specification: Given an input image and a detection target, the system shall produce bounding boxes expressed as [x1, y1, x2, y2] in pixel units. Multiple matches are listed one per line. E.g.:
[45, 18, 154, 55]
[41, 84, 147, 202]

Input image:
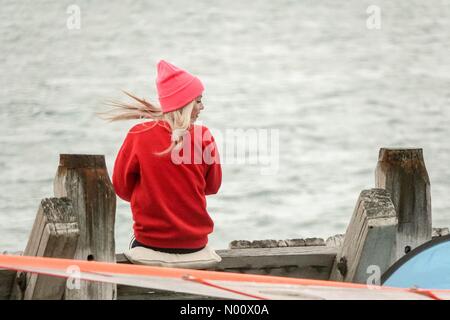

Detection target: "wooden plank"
[54, 154, 117, 300]
[116, 246, 337, 299]
[117, 287, 218, 300]
[0, 251, 22, 300]
[11, 198, 79, 300]
[117, 246, 336, 274]
[375, 148, 432, 260]
[228, 238, 325, 249]
[0, 269, 15, 300]
[326, 234, 345, 247]
[329, 189, 398, 284]
[215, 246, 336, 272]
[432, 227, 449, 238]
[2, 246, 336, 300]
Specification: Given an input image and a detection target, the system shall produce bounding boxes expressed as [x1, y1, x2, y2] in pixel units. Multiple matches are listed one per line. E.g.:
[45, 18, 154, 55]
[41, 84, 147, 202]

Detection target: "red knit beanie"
[156, 60, 204, 113]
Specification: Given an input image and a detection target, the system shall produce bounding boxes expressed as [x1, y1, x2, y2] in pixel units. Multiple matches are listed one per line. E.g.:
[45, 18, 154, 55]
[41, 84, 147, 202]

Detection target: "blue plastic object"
[382, 236, 450, 289]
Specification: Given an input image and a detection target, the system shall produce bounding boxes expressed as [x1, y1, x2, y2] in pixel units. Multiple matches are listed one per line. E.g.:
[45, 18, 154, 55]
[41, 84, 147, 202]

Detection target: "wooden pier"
[0, 148, 448, 300]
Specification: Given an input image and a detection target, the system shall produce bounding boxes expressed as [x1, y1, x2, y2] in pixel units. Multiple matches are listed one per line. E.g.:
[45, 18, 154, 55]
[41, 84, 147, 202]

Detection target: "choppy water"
[1, 0, 449, 252]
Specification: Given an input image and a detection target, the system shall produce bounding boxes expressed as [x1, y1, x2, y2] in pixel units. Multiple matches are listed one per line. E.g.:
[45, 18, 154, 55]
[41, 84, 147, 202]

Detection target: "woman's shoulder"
[128, 120, 166, 134]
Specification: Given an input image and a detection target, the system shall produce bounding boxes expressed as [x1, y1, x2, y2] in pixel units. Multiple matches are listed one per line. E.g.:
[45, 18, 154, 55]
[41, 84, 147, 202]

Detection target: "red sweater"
[112, 120, 222, 249]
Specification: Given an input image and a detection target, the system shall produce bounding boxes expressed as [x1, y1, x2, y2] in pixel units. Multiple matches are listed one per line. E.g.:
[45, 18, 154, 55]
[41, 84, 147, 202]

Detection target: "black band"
[131, 239, 205, 254]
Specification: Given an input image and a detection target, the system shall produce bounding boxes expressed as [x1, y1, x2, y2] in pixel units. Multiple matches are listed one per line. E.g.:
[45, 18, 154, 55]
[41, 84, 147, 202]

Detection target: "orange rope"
[182, 274, 268, 300]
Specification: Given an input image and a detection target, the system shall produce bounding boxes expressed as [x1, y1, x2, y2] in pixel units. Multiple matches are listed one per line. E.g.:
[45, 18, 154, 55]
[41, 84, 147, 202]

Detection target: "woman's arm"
[205, 160, 222, 195]
[203, 127, 222, 195]
[112, 133, 140, 202]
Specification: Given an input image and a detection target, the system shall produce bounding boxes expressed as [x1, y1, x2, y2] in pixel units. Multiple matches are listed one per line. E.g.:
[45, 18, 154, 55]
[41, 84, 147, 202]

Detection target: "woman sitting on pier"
[103, 60, 222, 269]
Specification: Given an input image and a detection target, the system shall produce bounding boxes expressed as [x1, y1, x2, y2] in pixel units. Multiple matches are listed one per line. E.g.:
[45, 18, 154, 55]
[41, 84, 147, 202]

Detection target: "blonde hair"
[97, 91, 196, 155]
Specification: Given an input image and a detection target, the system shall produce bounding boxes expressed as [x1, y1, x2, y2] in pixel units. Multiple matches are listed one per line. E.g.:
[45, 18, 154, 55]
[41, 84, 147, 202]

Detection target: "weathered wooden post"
[11, 198, 79, 300]
[0, 268, 15, 300]
[375, 148, 432, 260]
[53, 154, 116, 300]
[329, 189, 397, 283]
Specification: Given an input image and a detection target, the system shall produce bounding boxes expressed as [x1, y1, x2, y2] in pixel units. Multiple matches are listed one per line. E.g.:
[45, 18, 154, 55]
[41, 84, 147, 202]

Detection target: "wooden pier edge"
[116, 245, 339, 300]
[53, 154, 117, 300]
[329, 188, 397, 283]
[0, 148, 448, 299]
[2, 227, 448, 300]
[375, 148, 432, 260]
[10, 198, 79, 300]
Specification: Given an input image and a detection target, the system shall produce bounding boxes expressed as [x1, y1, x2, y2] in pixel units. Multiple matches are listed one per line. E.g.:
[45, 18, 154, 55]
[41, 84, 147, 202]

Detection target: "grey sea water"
[1, 0, 449, 252]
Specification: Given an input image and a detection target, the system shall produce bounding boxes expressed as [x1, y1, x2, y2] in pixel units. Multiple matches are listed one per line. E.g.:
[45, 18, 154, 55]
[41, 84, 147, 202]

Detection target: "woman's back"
[112, 120, 222, 250]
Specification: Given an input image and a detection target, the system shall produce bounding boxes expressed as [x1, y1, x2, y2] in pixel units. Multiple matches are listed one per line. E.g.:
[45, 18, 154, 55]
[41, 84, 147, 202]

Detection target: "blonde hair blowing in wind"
[97, 91, 196, 155]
